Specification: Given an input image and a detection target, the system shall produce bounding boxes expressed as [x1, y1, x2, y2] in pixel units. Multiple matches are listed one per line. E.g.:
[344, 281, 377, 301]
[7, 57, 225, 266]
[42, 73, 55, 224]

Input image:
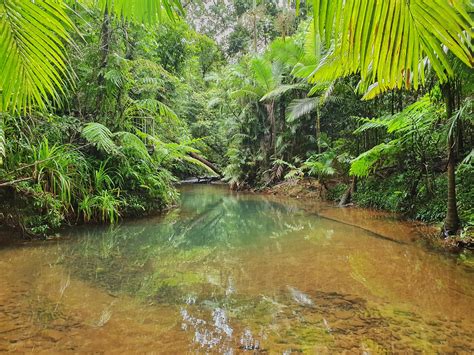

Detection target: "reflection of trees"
[347, 239, 474, 319]
[59, 186, 315, 300]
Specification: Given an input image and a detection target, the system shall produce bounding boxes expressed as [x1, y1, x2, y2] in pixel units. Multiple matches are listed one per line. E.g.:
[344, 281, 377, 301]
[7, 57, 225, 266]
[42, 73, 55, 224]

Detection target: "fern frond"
[115, 131, 150, 161]
[350, 142, 397, 177]
[82, 122, 119, 155]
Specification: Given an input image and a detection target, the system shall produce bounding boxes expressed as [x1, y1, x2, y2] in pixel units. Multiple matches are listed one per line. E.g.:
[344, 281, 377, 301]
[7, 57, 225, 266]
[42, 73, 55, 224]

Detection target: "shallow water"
[0, 184, 472, 352]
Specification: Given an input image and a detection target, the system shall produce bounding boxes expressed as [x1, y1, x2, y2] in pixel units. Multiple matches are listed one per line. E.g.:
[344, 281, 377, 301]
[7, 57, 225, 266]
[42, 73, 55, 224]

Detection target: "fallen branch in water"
[188, 152, 222, 177]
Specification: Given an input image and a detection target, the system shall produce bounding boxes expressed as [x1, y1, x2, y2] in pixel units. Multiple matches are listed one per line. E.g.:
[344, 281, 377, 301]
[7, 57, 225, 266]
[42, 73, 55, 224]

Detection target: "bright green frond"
[250, 58, 274, 91]
[82, 122, 119, 155]
[310, 0, 473, 96]
[115, 131, 150, 161]
[0, 0, 74, 113]
[350, 142, 397, 177]
[98, 0, 184, 23]
[260, 83, 305, 102]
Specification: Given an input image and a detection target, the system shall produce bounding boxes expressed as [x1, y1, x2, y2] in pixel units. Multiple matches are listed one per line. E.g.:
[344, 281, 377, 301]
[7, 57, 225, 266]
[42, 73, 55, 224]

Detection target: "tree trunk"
[95, 5, 112, 114]
[339, 176, 357, 207]
[316, 106, 321, 154]
[188, 152, 221, 177]
[252, 0, 257, 53]
[442, 81, 460, 235]
[268, 101, 276, 155]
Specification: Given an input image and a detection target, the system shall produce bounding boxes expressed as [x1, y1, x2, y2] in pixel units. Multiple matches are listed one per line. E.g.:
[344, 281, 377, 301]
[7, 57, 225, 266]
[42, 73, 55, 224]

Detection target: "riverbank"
[1, 179, 472, 264]
[260, 178, 474, 257]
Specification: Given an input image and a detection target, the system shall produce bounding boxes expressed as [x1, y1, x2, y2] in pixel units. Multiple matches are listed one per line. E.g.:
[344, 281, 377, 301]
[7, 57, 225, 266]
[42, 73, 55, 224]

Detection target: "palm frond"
[353, 116, 389, 134]
[260, 83, 306, 102]
[98, 0, 184, 23]
[287, 97, 318, 122]
[460, 149, 474, 166]
[0, 0, 74, 113]
[309, 0, 473, 95]
[0, 118, 5, 165]
[251, 58, 274, 91]
[268, 38, 304, 67]
[304, 20, 320, 63]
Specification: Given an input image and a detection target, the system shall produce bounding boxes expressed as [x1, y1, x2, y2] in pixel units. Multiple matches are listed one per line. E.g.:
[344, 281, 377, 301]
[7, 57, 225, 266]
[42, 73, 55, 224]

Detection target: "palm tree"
[0, 0, 184, 114]
[231, 58, 282, 162]
[305, 0, 473, 234]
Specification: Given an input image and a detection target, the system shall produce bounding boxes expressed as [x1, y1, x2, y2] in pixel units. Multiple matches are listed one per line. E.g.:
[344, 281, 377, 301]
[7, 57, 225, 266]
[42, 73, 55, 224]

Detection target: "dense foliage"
[0, 2, 221, 236]
[0, 0, 473, 240]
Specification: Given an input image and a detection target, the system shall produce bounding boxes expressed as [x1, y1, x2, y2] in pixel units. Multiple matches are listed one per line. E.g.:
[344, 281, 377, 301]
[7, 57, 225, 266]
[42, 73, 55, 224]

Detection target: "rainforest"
[0, 0, 473, 352]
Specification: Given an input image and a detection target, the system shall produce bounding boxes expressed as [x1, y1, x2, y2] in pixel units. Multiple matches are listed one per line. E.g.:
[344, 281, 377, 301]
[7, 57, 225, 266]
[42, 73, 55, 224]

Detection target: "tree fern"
[82, 122, 119, 155]
[354, 96, 438, 135]
[134, 98, 179, 122]
[115, 131, 151, 161]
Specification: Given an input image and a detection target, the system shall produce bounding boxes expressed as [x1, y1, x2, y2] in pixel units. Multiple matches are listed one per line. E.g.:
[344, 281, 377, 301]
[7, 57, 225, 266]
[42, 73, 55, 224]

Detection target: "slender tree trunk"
[265, 102, 276, 155]
[252, 0, 257, 53]
[279, 96, 286, 159]
[188, 152, 221, 177]
[96, 5, 112, 114]
[122, 19, 134, 60]
[316, 106, 321, 154]
[442, 81, 460, 235]
[339, 176, 357, 207]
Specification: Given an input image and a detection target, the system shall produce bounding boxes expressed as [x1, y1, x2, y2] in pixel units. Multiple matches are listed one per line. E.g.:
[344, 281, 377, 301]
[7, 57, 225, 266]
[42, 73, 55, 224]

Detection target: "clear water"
[0, 185, 472, 352]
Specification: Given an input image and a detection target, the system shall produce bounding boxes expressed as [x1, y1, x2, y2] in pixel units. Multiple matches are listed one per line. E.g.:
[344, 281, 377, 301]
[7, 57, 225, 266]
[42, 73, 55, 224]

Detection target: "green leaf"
[0, 0, 74, 113]
[309, 0, 473, 97]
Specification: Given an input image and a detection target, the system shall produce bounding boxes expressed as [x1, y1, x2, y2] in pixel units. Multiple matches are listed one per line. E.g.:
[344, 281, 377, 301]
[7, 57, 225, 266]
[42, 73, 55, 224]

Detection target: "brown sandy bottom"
[0, 185, 472, 353]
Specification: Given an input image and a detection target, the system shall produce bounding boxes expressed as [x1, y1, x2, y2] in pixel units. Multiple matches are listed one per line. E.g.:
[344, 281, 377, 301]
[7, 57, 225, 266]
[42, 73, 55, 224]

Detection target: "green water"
[0, 184, 472, 352]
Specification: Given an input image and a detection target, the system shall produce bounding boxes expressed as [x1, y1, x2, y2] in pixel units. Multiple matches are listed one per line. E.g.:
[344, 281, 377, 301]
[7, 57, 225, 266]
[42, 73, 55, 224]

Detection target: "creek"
[0, 184, 472, 352]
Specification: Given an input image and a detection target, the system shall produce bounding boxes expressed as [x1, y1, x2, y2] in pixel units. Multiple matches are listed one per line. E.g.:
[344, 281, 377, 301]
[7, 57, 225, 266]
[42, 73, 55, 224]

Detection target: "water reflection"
[0, 184, 472, 352]
[60, 185, 323, 299]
